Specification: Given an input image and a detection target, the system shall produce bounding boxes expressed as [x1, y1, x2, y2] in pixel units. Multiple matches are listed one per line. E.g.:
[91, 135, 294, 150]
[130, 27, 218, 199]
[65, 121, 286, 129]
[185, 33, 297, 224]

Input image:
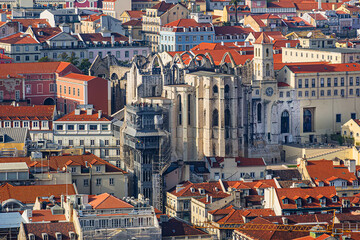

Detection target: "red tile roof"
[206, 156, 265, 168]
[214, 25, 253, 35]
[11, 18, 50, 31]
[285, 63, 360, 73]
[215, 208, 275, 224]
[268, 1, 296, 8]
[161, 218, 209, 237]
[163, 18, 212, 31]
[0, 105, 55, 121]
[61, 73, 99, 82]
[88, 193, 134, 209]
[0, 183, 76, 204]
[82, 13, 106, 22]
[0, 32, 39, 45]
[30, 210, 66, 222]
[0, 62, 75, 78]
[79, 32, 128, 43]
[254, 32, 272, 44]
[125, 10, 145, 19]
[55, 109, 112, 122]
[308, 13, 327, 21]
[151, 1, 175, 12]
[275, 186, 340, 210]
[305, 160, 357, 186]
[168, 181, 229, 198]
[31, 27, 62, 42]
[122, 19, 142, 27]
[23, 222, 77, 240]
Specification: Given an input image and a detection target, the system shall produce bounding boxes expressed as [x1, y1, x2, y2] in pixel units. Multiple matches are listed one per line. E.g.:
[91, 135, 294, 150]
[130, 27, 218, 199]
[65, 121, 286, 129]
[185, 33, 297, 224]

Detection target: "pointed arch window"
[281, 111, 290, 133]
[257, 103, 262, 123]
[212, 109, 219, 127]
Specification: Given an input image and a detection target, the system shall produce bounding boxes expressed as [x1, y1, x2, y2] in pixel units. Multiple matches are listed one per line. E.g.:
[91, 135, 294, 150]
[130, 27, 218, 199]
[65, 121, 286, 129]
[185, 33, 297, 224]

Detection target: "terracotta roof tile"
[55, 109, 112, 122]
[23, 222, 77, 240]
[161, 218, 209, 237]
[254, 32, 272, 44]
[125, 10, 145, 19]
[285, 63, 360, 74]
[0, 62, 74, 78]
[11, 18, 50, 31]
[0, 32, 38, 45]
[0, 105, 55, 120]
[122, 19, 142, 27]
[30, 209, 66, 222]
[88, 193, 134, 209]
[0, 183, 76, 204]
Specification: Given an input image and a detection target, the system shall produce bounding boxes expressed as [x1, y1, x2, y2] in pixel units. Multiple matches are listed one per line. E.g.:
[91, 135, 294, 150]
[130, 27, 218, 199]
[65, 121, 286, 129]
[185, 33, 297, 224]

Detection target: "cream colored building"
[142, 2, 189, 52]
[277, 62, 360, 142]
[342, 118, 360, 145]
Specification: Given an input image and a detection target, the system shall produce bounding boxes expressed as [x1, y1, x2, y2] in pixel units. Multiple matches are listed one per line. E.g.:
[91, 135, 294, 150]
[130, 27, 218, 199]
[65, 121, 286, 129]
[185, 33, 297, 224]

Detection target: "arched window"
[225, 109, 231, 127]
[213, 85, 218, 94]
[225, 84, 230, 98]
[177, 95, 182, 125]
[212, 109, 219, 127]
[303, 109, 312, 132]
[266, 48, 269, 57]
[281, 110, 290, 133]
[257, 103, 262, 123]
[266, 64, 270, 76]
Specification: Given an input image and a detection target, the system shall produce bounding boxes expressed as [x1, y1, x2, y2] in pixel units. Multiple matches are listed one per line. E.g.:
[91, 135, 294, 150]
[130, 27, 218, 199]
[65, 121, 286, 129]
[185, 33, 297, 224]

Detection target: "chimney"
[318, 0, 322, 10]
[282, 217, 288, 225]
[286, 42, 291, 48]
[210, 196, 213, 203]
[61, 195, 64, 208]
[206, 194, 209, 202]
[75, 108, 81, 115]
[221, 41, 224, 46]
[86, 108, 93, 115]
[332, 4, 336, 10]
[111, 35, 115, 46]
[98, 110, 102, 119]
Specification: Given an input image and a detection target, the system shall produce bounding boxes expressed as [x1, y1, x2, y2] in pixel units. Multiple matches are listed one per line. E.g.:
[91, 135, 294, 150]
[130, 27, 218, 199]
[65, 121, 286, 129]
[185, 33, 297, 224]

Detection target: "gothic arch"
[220, 52, 236, 68]
[172, 53, 186, 68]
[193, 53, 214, 69]
[212, 109, 219, 127]
[150, 53, 165, 72]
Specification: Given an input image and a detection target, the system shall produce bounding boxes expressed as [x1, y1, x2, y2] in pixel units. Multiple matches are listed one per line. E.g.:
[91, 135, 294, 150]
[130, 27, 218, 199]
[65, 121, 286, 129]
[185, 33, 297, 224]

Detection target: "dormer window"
[0, 134, 4, 143]
[55, 232, 62, 240]
[319, 181, 324, 187]
[332, 196, 338, 203]
[42, 233, 49, 240]
[4, 121, 10, 128]
[96, 166, 101, 172]
[282, 198, 289, 204]
[296, 198, 302, 208]
[307, 197, 312, 204]
[28, 234, 35, 240]
[199, 188, 205, 195]
[320, 198, 326, 207]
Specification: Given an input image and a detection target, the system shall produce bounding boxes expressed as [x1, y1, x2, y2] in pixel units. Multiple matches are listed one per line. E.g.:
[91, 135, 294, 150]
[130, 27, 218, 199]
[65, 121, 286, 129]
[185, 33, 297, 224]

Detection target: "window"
[26, 84, 31, 94]
[351, 113, 356, 119]
[280, 92, 283, 98]
[71, 167, 76, 173]
[109, 178, 114, 185]
[56, 125, 63, 130]
[14, 121, 20, 128]
[89, 125, 97, 130]
[73, 88, 75, 95]
[96, 166, 101, 172]
[298, 79, 302, 88]
[341, 89, 345, 96]
[105, 140, 109, 146]
[101, 125, 108, 130]
[334, 78, 338, 86]
[125, 51, 129, 58]
[58, 140, 62, 145]
[257, 103, 262, 123]
[327, 90, 331, 96]
[286, 91, 290, 97]
[104, 149, 109, 156]
[341, 77, 345, 86]
[4, 121, 10, 128]
[334, 90, 338, 96]
[79, 124, 85, 130]
[350, 77, 354, 86]
[350, 89, 353, 95]
[42, 121, 48, 128]
[320, 90, 324, 96]
[116, 140, 120, 146]
[213, 85, 218, 94]
[212, 109, 219, 127]
[303, 109, 313, 132]
[16, 56, 20, 61]
[96, 178, 101, 186]
[305, 91, 309, 97]
[357, 77, 360, 86]
[305, 79, 309, 88]
[281, 111, 290, 134]
[69, 140, 73, 146]
[83, 179, 89, 187]
[64, 86, 66, 94]
[49, 84, 55, 92]
[15, 90, 20, 101]
[68, 87, 70, 95]
[311, 91, 315, 97]
[67, 125, 74, 130]
[336, 114, 341, 122]
[298, 91, 302, 97]
[320, 78, 324, 87]
[80, 140, 84, 145]
[90, 140, 95, 146]
[327, 78, 331, 87]
[25, 56, 30, 61]
[32, 121, 39, 128]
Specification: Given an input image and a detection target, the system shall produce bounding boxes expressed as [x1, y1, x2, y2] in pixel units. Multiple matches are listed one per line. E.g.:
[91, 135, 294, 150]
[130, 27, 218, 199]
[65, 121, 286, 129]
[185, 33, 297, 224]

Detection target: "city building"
[66, 0, 98, 9]
[265, 186, 341, 216]
[132, 0, 160, 11]
[102, 0, 131, 20]
[119, 10, 145, 23]
[342, 118, 360, 145]
[0, 105, 57, 141]
[53, 107, 118, 159]
[40, 9, 81, 33]
[205, 156, 266, 181]
[159, 17, 214, 52]
[0, 61, 81, 105]
[298, 158, 360, 197]
[142, 1, 189, 52]
[0, 33, 41, 63]
[79, 14, 123, 34]
[0, 128, 30, 157]
[56, 74, 111, 115]
[18, 222, 78, 240]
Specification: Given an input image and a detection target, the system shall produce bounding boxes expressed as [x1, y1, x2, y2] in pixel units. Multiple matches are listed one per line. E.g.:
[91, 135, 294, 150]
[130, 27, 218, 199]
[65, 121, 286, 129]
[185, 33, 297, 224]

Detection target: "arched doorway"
[281, 110, 290, 133]
[44, 98, 55, 105]
[303, 109, 313, 132]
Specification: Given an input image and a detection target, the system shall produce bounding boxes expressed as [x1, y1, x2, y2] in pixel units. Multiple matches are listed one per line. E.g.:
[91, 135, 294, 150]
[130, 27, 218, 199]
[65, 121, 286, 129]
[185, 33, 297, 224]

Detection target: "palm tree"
[230, 0, 241, 25]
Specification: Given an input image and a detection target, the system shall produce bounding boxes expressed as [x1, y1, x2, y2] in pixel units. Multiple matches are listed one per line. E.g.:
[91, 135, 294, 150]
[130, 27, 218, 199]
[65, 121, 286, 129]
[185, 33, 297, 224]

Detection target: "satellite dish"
[307, 32, 313, 38]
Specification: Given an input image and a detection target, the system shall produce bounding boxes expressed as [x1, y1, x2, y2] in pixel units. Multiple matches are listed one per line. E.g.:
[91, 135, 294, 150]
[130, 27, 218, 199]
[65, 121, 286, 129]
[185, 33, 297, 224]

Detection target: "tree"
[230, 0, 241, 25]
[38, 56, 51, 62]
[68, 52, 79, 66]
[59, 52, 69, 61]
[78, 59, 91, 75]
